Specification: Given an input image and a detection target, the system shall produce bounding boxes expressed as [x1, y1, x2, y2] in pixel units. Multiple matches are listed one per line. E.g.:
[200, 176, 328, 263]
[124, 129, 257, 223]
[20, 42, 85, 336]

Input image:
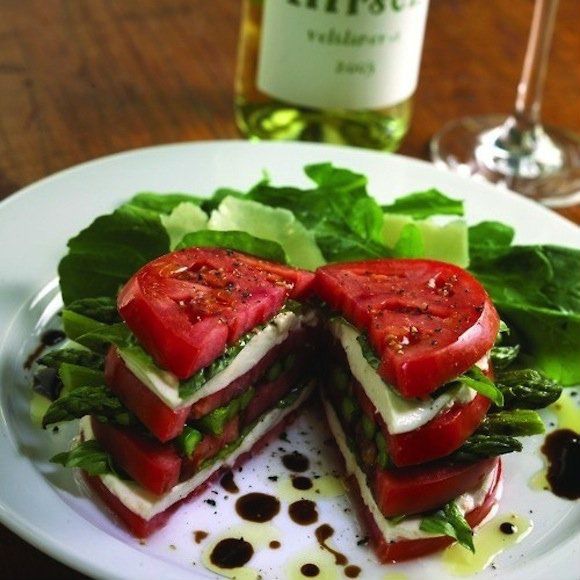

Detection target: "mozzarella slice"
[119, 309, 317, 410]
[79, 384, 314, 521]
[329, 318, 483, 434]
[322, 397, 500, 542]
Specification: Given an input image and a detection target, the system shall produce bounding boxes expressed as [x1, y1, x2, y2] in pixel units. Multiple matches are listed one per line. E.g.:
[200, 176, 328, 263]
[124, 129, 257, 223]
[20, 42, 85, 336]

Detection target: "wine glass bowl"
[431, 114, 580, 207]
[430, 0, 580, 208]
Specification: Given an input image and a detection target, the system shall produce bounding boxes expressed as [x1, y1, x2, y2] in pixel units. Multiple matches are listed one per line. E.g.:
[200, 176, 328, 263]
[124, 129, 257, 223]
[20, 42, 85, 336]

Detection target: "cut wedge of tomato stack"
[76, 248, 318, 537]
[315, 259, 503, 562]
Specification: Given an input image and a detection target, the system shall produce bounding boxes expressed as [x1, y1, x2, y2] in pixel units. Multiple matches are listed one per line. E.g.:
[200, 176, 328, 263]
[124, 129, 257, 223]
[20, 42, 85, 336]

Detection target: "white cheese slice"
[119, 309, 316, 410]
[322, 397, 500, 542]
[79, 384, 314, 521]
[329, 319, 482, 434]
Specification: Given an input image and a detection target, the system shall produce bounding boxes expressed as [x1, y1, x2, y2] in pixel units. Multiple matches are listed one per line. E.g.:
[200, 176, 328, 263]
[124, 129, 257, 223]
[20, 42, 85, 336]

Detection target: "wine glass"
[430, 0, 580, 208]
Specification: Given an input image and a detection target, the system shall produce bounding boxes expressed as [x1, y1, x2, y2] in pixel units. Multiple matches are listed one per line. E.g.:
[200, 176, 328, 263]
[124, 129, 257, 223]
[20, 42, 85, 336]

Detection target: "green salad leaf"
[177, 230, 288, 264]
[420, 501, 474, 552]
[58, 205, 169, 305]
[125, 192, 205, 214]
[470, 242, 580, 385]
[393, 222, 425, 258]
[382, 189, 464, 219]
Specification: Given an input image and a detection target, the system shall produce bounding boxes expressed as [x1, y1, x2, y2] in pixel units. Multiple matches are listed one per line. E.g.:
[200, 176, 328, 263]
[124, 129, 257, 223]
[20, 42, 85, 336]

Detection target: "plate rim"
[0, 139, 578, 580]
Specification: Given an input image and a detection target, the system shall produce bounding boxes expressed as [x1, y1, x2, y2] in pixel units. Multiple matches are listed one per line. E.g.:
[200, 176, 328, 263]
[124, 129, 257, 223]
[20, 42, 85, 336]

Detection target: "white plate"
[0, 141, 578, 580]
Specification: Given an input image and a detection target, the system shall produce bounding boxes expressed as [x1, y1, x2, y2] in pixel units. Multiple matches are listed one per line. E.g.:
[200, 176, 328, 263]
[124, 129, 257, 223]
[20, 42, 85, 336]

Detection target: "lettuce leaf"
[382, 189, 464, 219]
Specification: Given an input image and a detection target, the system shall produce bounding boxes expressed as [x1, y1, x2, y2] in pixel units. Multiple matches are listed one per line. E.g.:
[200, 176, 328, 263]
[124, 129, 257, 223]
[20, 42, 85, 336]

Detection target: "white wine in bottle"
[235, 0, 430, 151]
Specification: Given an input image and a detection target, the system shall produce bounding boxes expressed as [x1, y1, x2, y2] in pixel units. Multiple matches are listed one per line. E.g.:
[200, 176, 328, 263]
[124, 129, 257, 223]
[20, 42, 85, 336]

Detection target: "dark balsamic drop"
[235, 492, 280, 523]
[289, 499, 318, 526]
[345, 565, 362, 578]
[499, 522, 517, 535]
[193, 530, 208, 544]
[210, 537, 253, 569]
[541, 428, 580, 499]
[269, 540, 281, 549]
[315, 524, 347, 566]
[41, 329, 66, 346]
[282, 451, 310, 472]
[220, 470, 239, 494]
[300, 563, 320, 577]
[292, 476, 313, 491]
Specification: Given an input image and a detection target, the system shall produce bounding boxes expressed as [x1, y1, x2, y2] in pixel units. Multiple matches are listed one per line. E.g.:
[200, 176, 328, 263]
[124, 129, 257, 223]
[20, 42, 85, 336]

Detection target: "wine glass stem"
[513, 0, 559, 131]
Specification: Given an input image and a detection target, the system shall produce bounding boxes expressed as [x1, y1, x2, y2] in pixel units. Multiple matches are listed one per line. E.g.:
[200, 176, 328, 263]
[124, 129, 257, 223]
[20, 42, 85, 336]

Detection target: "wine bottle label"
[257, 0, 430, 110]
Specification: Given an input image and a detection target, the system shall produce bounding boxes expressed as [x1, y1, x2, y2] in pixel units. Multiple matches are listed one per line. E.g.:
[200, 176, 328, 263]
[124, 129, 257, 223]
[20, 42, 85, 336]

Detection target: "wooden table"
[0, 1, 578, 578]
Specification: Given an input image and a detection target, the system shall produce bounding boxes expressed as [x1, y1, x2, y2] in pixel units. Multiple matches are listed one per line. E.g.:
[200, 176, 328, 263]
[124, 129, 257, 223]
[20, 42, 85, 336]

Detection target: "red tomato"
[118, 248, 314, 379]
[357, 459, 502, 563]
[349, 376, 491, 467]
[386, 394, 491, 466]
[372, 457, 499, 518]
[315, 259, 500, 398]
[91, 418, 181, 495]
[83, 407, 304, 537]
[105, 348, 190, 443]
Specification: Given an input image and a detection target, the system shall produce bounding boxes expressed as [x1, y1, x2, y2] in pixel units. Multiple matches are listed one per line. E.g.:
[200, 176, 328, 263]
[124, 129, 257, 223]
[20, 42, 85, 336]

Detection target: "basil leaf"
[356, 333, 380, 370]
[420, 502, 474, 552]
[382, 189, 464, 219]
[51, 440, 116, 476]
[456, 367, 504, 407]
[177, 230, 288, 264]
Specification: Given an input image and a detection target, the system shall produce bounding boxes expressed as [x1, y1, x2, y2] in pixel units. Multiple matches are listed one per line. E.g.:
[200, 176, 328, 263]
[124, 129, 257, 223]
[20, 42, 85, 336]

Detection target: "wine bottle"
[235, 0, 430, 151]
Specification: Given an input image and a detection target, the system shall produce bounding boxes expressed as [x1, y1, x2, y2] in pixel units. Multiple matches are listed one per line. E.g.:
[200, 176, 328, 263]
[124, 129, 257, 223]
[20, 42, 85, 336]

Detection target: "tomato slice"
[105, 348, 190, 443]
[372, 457, 499, 518]
[83, 407, 303, 537]
[315, 259, 500, 398]
[91, 417, 182, 495]
[355, 459, 502, 563]
[118, 248, 315, 379]
[386, 394, 491, 466]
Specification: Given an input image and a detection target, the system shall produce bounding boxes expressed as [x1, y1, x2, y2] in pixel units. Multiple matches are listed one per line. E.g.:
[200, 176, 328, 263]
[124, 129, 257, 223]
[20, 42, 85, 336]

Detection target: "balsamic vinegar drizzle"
[235, 492, 281, 523]
[300, 563, 320, 577]
[315, 524, 347, 566]
[282, 451, 310, 472]
[541, 428, 580, 499]
[193, 530, 208, 544]
[289, 499, 318, 526]
[209, 537, 253, 569]
[344, 565, 362, 578]
[220, 470, 239, 494]
[292, 476, 313, 491]
[24, 329, 66, 369]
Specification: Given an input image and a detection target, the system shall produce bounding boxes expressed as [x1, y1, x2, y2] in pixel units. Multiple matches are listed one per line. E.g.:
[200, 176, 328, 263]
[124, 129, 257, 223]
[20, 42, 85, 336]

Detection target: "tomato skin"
[386, 394, 491, 467]
[355, 460, 502, 563]
[372, 457, 499, 518]
[315, 259, 500, 398]
[118, 248, 314, 379]
[105, 348, 190, 443]
[91, 418, 182, 495]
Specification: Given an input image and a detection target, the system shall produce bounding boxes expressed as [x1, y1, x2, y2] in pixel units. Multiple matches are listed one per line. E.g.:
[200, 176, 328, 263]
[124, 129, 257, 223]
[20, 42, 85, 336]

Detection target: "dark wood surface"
[0, 1, 578, 578]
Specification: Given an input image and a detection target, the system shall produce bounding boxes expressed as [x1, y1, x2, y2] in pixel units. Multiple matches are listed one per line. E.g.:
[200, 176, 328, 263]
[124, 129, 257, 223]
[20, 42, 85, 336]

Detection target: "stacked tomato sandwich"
[315, 259, 505, 562]
[53, 248, 318, 537]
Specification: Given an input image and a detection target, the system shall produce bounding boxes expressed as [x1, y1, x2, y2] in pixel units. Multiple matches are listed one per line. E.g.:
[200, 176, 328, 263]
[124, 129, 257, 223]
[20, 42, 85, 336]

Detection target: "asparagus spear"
[451, 434, 522, 462]
[495, 369, 562, 409]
